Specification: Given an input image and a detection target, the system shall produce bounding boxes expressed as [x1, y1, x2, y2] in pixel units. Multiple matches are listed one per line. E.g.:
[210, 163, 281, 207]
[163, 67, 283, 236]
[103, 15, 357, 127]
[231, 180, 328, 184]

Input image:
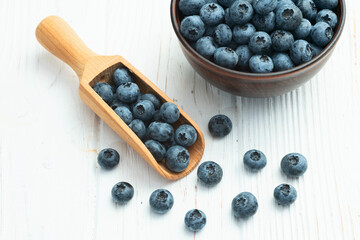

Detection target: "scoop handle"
[36, 16, 96, 79]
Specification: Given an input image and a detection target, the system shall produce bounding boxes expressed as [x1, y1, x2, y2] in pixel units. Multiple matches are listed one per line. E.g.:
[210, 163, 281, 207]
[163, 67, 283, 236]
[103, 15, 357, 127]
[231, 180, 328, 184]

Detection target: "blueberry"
[184, 209, 207, 232]
[147, 122, 174, 142]
[129, 119, 147, 139]
[180, 16, 206, 41]
[195, 36, 218, 59]
[159, 102, 180, 123]
[276, 4, 303, 31]
[213, 47, 238, 69]
[218, 0, 236, 7]
[139, 93, 161, 110]
[179, 0, 206, 15]
[114, 106, 133, 124]
[272, 52, 295, 71]
[151, 110, 162, 122]
[113, 68, 133, 87]
[296, 0, 317, 21]
[149, 189, 174, 214]
[109, 99, 130, 111]
[232, 23, 256, 44]
[249, 55, 274, 73]
[163, 135, 177, 150]
[204, 25, 217, 36]
[235, 45, 253, 70]
[248, 31, 272, 54]
[252, 12, 276, 33]
[213, 24, 232, 46]
[276, 0, 296, 8]
[205, 0, 218, 2]
[309, 43, 323, 57]
[274, 184, 297, 205]
[197, 161, 223, 185]
[290, 39, 313, 65]
[116, 82, 140, 103]
[97, 148, 120, 169]
[316, 9, 338, 29]
[293, 18, 312, 39]
[271, 30, 294, 51]
[253, 0, 277, 15]
[166, 145, 190, 172]
[200, 3, 225, 26]
[175, 124, 197, 147]
[132, 100, 155, 122]
[243, 149, 267, 171]
[111, 182, 134, 204]
[310, 21, 333, 47]
[224, 8, 237, 28]
[229, 0, 254, 25]
[281, 152, 308, 177]
[144, 140, 166, 162]
[93, 82, 114, 104]
[232, 192, 258, 218]
[208, 114, 232, 137]
[313, 0, 338, 10]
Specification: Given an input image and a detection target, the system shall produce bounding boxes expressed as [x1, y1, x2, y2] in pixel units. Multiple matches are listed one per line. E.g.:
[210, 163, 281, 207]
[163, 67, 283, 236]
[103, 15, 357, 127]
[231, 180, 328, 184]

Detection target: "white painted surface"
[0, 0, 359, 239]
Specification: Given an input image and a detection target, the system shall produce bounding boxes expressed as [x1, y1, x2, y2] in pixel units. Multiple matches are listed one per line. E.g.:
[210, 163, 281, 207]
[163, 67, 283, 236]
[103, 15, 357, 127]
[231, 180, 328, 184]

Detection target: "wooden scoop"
[36, 16, 205, 180]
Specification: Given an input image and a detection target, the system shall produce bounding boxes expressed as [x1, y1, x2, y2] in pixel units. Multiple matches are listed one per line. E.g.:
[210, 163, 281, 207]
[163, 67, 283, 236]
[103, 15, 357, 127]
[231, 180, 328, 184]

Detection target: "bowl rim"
[170, 0, 346, 82]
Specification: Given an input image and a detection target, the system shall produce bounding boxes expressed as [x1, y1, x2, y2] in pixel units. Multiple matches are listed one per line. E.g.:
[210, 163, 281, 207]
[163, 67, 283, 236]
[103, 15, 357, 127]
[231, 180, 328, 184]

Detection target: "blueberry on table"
[179, 0, 206, 16]
[116, 82, 140, 103]
[251, 12, 276, 33]
[249, 55, 274, 73]
[109, 99, 130, 111]
[159, 102, 180, 124]
[195, 36, 218, 59]
[147, 122, 174, 142]
[281, 152, 308, 177]
[144, 140, 166, 162]
[252, 0, 277, 15]
[296, 0, 318, 21]
[313, 0, 338, 10]
[114, 106, 133, 124]
[232, 23, 256, 45]
[93, 82, 114, 104]
[165, 145, 190, 172]
[213, 24, 233, 46]
[149, 189, 174, 214]
[132, 100, 155, 122]
[274, 184, 297, 205]
[213, 47, 238, 69]
[275, 4, 303, 31]
[180, 16, 206, 41]
[197, 161, 223, 185]
[235, 45, 253, 70]
[272, 52, 295, 71]
[218, 0, 236, 7]
[248, 31, 272, 55]
[243, 149, 267, 171]
[310, 21, 333, 47]
[97, 148, 120, 169]
[229, 0, 254, 25]
[129, 119, 147, 139]
[111, 182, 134, 204]
[289, 39, 313, 65]
[293, 18, 312, 39]
[271, 30, 294, 52]
[139, 93, 161, 110]
[175, 124, 198, 147]
[232, 192, 258, 218]
[224, 8, 237, 28]
[200, 3, 225, 26]
[113, 67, 133, 87]
[184, 209, 207, 232]
[316, 9, 338, 29]
[208, 114, 232, 137]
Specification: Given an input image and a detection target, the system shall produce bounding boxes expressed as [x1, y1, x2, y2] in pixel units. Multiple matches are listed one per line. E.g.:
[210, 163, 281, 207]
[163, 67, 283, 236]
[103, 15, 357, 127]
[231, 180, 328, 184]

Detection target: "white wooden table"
[1, 0, 359, 239]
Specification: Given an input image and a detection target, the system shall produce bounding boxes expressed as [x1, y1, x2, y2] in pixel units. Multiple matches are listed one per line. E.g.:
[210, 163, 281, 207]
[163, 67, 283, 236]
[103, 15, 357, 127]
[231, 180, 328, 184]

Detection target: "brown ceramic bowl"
[170, 0, 346, 97]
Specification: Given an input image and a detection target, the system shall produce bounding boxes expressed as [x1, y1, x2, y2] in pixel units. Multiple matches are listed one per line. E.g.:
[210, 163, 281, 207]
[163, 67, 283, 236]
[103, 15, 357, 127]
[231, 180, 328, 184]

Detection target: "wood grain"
[0, 0, 359, 239]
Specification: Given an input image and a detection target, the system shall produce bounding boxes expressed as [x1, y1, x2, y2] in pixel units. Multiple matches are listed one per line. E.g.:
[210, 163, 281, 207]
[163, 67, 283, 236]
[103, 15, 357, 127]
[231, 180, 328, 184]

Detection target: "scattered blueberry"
[313, 0, 338, 10]
[200, 3, 225, 26]
[113, 68, 133, 87]
[149, 189, 174, 214]
[165, 145, 190, 172]
[316, 9, 338, 29]
[232, 192, 258, 218]
[274, 184, 297, 205]
[175, 124, 198, 147]
[112, 182, 134, 204]
[139, 93, 161, 110]
[235, 45, 253, 69]
[296, 0, 318, 21]
[180, 16, 206, 41]
[275, 4, 303, 31]
[249, 55, 274, 73]
[159, 102, 180, 124]
[271, 30, 294, 51]
[147, 122, 174, 142]
[293, 18, 312, 39]
[184, 209, 207, 232]
[116, 82, 140, 103]
[290, 39, 313, 65]
[252, 12, 276, 33]
[93, 82, 113, 104]
[114, 106, 133, 124]
[197, 161, 223, 185]
[214, 47, 238, 69]
[179, 0, 206, 15]
[196, 36, 218, 59]
[243, 149, 267, 171]
[208, 114, 232, 137]
[145, 140, 166, 162]
[232, 23, 256, 44]
[132, 100, 155, 122]
[229, 0, 254, 25]
[213, 24, 233, 46]
[310, 21, 333, 47]
[253, 0, 277, 15]
[272, 52, 295, 71]
[97, 148, 120, 169]
[248, 31, 272, 54]
[129, 119, 147, 139]
[281, 152, 308, 177]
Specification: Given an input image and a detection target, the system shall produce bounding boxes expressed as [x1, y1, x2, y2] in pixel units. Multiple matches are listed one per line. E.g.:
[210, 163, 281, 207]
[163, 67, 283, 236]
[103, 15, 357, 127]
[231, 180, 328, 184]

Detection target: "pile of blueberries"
[179, 0, 339, 72]
[93, 67, 198, 173]
[96, 114, 308, 232]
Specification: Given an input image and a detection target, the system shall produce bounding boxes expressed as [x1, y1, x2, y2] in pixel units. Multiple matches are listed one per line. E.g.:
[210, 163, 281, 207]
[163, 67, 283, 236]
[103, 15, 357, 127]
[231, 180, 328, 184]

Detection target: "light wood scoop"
[36, 16, 205, 180]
